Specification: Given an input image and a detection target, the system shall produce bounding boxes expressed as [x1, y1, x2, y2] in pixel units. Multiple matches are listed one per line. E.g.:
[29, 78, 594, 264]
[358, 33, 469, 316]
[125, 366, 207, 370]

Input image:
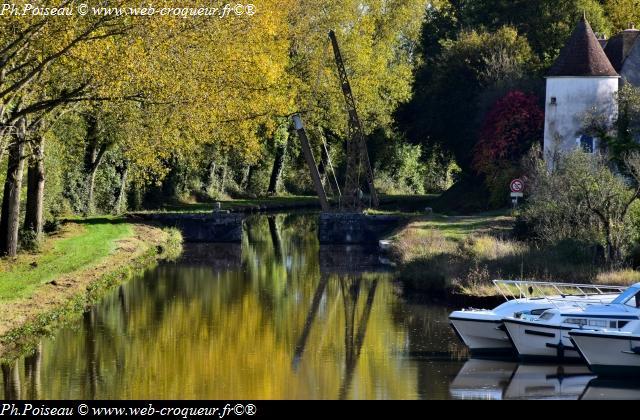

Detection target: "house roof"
[548, 17, 619, 77]
[604, 29, 640, 72]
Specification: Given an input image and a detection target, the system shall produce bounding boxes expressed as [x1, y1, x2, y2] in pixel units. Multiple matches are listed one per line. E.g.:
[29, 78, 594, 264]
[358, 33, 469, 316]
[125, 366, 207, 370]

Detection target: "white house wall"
[543, 76, 619, 165]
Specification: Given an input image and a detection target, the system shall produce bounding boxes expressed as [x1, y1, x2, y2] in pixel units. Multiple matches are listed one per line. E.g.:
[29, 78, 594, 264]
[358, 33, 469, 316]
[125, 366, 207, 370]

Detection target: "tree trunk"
[0, 118, 26, 257]
[206, 161, 217, 196]
[24, 135, 45, 238]
[268, 141, 287, 195]
[113, 163, 128, 214]
[246, 165, 256, 193]
[219, 164, 227, 194]
[604, 225, 615, 266]
[83, 114, 107, 215]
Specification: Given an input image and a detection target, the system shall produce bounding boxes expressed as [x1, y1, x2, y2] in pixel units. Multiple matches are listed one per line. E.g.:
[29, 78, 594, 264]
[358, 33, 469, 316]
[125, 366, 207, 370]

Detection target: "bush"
[19, 229, 41, 252]
[522, 149, 640, 265]
[43, 219, 62, 234]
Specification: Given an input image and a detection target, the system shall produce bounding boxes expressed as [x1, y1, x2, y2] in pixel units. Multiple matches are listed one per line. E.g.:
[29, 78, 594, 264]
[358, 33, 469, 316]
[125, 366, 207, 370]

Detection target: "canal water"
[2, 214, 639, 399]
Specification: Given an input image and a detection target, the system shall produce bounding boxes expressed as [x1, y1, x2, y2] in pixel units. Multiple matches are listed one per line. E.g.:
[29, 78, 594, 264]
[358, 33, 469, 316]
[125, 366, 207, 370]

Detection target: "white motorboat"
[504, 283, 640, 362]
[569, 286, 640, 377]
[571, 328, 640, 377]
[449, 280, 625, 356]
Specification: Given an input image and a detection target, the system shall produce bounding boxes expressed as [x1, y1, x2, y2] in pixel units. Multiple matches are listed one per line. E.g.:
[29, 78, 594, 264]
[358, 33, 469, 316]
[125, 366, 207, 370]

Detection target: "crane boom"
[328, 30, 379, 211]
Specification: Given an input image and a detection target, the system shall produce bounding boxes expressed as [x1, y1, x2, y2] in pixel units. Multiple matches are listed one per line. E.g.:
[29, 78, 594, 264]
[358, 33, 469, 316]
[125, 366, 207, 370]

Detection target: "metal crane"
[293, 30, 379, 213]
[328, 30, 379, 211]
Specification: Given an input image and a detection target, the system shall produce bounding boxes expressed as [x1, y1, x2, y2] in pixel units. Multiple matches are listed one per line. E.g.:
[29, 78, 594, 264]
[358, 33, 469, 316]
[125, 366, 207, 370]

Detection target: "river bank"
[0, 220, 182, 362]
[389, 212, 640, 299]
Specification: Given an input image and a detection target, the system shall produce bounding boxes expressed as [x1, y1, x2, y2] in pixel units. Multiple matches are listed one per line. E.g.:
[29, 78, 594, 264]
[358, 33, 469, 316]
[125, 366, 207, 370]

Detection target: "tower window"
[577, 135, 595, 153]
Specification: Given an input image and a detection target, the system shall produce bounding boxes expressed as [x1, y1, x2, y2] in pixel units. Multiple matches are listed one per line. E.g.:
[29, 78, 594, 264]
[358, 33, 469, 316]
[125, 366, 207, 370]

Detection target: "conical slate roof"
[604, 28, 640, 72]
[548, 17, 618, 77]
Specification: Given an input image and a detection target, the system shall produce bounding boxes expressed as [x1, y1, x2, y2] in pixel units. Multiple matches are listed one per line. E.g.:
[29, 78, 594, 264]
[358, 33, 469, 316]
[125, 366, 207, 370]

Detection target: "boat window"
[539, 312, 555, 320]
[530, 308, 550, 316]
[619, 321, 629, 328]
[587, 319, 609, 328]
[612, 287, 640, 306]
[564, 318, 588, 326]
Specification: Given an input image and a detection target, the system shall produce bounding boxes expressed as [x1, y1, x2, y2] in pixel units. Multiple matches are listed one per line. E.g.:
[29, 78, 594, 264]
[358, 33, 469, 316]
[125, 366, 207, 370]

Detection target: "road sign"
[510, 178, 524, 193]
[510, 192, 523, 198]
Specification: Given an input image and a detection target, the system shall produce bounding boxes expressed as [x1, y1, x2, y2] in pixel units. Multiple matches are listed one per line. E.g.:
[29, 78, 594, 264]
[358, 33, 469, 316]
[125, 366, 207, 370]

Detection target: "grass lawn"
[403, 211, 513, 240]
[0, 220, 132, 302]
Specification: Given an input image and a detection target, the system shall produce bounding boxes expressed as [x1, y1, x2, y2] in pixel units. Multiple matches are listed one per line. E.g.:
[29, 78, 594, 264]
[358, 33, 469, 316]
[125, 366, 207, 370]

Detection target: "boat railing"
[492, 280, 627, 308]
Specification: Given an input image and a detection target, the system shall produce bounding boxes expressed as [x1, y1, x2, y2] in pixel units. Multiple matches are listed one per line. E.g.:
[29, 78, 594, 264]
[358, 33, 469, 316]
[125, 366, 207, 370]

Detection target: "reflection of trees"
[24, 342, 42, 399]
[390, 302, 468, 399]
[268, 216, 283, 262]
[2, 361, 20, 399]
[84, 310, 100, 399]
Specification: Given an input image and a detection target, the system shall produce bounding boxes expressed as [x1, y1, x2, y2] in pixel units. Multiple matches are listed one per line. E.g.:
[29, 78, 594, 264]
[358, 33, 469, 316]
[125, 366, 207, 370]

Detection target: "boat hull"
[503, 319, 581, 361]
[449, 315, 514, 355]
[570, 331, 640, 377]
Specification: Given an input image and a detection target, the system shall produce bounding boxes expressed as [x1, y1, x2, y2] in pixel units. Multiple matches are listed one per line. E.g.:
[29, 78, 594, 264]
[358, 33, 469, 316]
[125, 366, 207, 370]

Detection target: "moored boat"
[569, 292, 640, 377]
[503, 283, 640, 362]
[450, 280, 625, 356]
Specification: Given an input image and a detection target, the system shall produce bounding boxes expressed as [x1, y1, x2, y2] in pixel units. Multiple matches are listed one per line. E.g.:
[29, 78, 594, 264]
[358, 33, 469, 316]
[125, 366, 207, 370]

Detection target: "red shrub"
[473, 90, 544, 176]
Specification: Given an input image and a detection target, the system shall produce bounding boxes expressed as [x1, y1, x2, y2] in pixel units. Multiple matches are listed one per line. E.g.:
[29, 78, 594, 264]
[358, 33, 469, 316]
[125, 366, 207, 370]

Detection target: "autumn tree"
[473, 90, 544, 206]
[603, 0, 640, 32]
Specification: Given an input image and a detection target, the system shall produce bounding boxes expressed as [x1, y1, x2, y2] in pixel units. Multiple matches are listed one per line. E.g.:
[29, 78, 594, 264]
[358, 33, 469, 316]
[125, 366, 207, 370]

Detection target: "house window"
[577, 135, 595, 153]
[550, 97, 557, 105]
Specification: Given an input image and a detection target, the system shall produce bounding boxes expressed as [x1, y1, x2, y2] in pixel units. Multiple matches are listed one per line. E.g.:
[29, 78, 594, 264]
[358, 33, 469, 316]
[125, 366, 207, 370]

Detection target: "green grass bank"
[0, 219, 183, 362]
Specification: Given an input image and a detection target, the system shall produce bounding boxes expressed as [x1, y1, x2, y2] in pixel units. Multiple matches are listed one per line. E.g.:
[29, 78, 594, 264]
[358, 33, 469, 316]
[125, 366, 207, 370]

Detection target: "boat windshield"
[611, 287, 640, 307]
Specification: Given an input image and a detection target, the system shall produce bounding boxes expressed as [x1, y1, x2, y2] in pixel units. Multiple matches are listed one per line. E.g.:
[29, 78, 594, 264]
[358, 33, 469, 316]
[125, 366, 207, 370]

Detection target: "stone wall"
[148, 214, 245, 242]
[318, 212, 406, 245]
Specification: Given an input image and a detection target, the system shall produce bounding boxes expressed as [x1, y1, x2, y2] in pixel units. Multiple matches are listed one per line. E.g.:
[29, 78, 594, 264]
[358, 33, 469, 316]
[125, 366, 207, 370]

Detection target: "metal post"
[293, 114, 331, 212]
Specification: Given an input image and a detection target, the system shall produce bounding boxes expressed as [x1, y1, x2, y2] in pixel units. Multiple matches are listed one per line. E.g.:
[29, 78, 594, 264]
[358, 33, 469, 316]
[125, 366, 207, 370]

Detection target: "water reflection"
[581, 379, 640, 400]
[0, 214, 463, 399]
[448, 359, 640, 400]
[504, 364, 595, 400]
[3, 213, 635, 400]
[450, 359, 517, 400]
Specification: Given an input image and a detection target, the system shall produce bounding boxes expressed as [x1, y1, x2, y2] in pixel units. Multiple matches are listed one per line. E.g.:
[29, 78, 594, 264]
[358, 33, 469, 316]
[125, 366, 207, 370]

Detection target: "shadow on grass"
[63, 217, 131, 226]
